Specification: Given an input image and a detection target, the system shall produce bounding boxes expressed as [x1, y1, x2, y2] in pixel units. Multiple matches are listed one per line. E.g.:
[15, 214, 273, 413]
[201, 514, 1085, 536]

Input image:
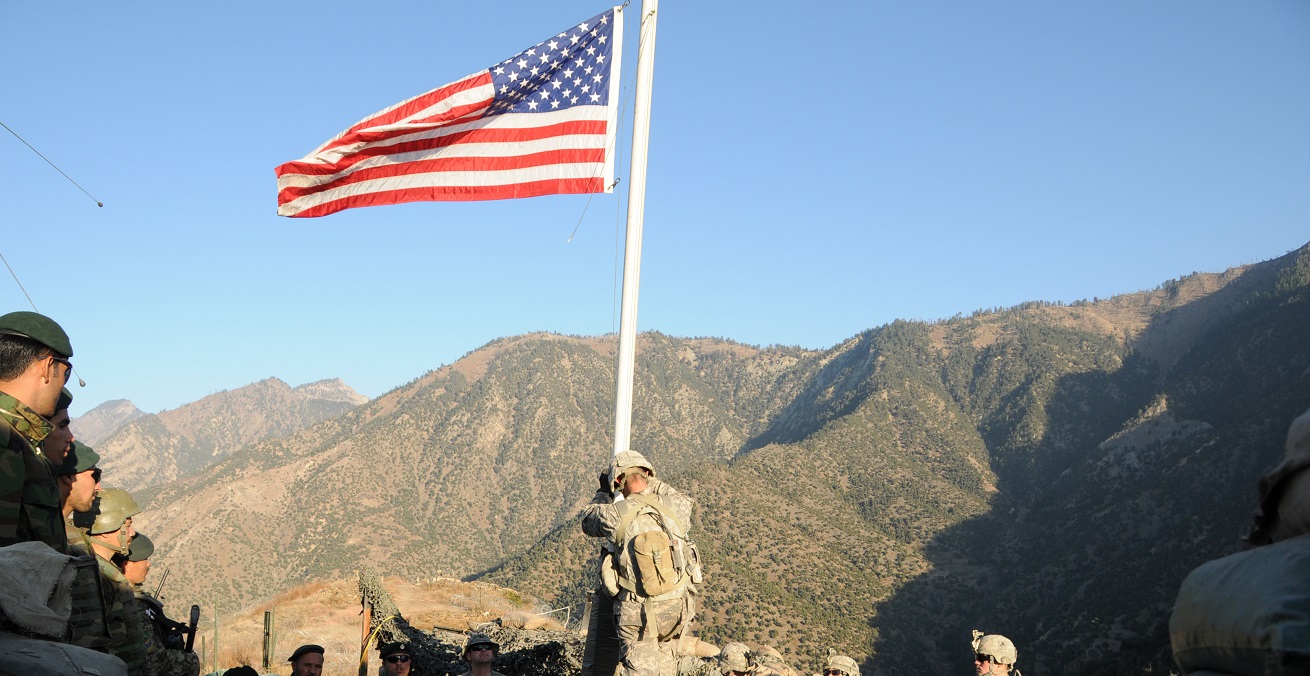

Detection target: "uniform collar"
[0, 390, 52, 446]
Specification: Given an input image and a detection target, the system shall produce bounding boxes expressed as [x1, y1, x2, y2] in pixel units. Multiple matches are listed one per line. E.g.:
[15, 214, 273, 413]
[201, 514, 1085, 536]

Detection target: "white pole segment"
[612, 0, 660, 458]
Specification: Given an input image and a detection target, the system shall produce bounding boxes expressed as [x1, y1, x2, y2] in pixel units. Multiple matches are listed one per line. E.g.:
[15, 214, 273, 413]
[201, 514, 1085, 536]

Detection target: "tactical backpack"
[609, 493, 701, 598]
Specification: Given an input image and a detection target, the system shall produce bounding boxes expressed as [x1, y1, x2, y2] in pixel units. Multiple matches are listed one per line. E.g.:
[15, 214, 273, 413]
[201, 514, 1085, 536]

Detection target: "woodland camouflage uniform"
[582, 453, 697, 676]
[97, 555, 150, 675]
[133, 591, 199, 676]
[0, 391, 67, 552]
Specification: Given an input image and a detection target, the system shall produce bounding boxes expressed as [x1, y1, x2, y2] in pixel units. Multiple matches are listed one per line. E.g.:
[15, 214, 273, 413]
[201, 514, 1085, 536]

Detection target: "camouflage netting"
[357, 569, 718, 676]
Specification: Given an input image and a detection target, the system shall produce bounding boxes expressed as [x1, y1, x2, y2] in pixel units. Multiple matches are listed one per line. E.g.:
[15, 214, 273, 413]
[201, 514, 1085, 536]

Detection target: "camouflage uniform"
[132, 590, 199, 676]
[583, 471, 697, 676]
[97, 551, 150, 675]
[752, 646, 800, 676]
[0, 391, 67, 552]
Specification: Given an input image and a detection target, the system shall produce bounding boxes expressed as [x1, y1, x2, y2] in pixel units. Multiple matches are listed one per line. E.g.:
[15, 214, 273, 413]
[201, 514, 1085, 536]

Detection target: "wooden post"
[359, 592, 373, 676]
[262, 610, 275, 671]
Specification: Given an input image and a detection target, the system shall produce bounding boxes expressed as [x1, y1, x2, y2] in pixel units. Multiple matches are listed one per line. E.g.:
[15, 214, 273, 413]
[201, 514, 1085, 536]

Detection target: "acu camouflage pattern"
[751, 646, 800, 676]
[583, 476, 698, 676]
[0, 391, 67, 552]
[96, 554, 150, 675]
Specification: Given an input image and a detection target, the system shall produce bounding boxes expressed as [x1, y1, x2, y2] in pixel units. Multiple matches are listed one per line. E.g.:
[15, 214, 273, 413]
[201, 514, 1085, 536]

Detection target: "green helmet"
[719, 642, 750, 672]
[972, 630, 1017, 666]
[86, 488, 141, 535]
[826, 653, 860, 676]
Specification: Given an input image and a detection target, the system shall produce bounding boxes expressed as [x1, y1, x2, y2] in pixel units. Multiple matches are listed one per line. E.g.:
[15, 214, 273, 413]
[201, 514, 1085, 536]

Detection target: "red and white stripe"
[276, 70, 617, 217]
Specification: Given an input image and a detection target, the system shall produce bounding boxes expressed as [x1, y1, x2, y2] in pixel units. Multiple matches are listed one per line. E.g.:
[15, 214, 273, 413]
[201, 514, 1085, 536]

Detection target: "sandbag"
[1170, 532, 1310, 675]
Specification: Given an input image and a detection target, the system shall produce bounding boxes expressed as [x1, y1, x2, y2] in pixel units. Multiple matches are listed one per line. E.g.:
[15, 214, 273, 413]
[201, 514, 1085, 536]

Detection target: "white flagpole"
[612, 0, 660, 458]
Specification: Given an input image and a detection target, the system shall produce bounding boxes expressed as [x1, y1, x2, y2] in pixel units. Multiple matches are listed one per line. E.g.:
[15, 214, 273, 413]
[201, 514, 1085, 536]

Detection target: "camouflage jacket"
[97, 555, 150, 676]
[66, 513, 96, 555]
[131, 594, 198, 676]
[581, 477, 695, 597]
[0, 391, 66, 552]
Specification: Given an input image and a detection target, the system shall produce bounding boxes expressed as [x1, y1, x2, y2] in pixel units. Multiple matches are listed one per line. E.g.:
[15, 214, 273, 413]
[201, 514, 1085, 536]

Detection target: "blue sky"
[3, 1, 1307, 416]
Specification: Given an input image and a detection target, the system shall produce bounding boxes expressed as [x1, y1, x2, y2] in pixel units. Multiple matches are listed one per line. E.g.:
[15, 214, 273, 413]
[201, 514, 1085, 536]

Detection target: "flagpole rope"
[0, 120, 104, 208]
[566, 2, 643, 246]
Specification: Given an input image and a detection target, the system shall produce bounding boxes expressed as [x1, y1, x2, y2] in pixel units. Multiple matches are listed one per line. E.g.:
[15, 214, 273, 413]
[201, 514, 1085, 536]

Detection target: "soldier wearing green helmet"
[0, 310, 75, 552]
[81, 488, 141, 558]
[78, 487, 150, 674]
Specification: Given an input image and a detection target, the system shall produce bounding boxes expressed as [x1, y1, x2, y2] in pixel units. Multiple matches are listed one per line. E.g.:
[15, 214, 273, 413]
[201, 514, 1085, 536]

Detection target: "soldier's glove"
[598, 471, 611, 493]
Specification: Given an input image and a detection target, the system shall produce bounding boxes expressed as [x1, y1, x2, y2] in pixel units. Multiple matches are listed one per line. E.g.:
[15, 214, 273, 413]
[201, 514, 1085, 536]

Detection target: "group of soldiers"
[580, 450, 1024, 676]
[0, 310, 199, 676]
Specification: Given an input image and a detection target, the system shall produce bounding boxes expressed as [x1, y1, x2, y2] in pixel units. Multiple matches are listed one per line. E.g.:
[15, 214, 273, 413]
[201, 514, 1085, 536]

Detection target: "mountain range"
[124, 242, 1308, 676]
[78, 378, 367, 492]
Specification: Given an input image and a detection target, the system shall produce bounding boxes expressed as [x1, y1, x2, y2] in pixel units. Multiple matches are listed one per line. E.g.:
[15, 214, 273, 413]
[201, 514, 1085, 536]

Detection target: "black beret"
[287, 644, 325, 662]
[57, 441, 99, 476]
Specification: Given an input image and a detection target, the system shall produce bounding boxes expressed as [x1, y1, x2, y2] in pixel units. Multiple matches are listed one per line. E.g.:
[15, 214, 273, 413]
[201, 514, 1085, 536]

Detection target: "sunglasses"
[52, 357, 73, 382]
[90, 468, 102, 482]
[824, 671, 847, 676]
[975, 654, 995, 664]
[468, 644, 495, 652]
[384, 655, 411, 664]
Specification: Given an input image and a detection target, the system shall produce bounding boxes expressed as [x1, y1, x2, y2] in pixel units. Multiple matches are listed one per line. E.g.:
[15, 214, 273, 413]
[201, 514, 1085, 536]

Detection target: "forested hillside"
[138, 243, 1310, 676]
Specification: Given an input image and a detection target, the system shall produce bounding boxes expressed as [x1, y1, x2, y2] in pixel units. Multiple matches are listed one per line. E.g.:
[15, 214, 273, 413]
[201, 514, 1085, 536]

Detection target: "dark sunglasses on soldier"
[384, 655, 410, 664]
[824, 670, 846, 676]
[975, 653, 995, 663]
[52, 357, 72, 382]
[91, 468, 102, 482]
[468, 644, 495, 652]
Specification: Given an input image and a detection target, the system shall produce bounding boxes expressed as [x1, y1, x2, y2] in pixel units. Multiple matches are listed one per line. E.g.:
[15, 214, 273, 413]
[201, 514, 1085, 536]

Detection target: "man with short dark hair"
[42, 386, 75, 467]
[0, 310, 75, 551]
[289, 644, 325, 676]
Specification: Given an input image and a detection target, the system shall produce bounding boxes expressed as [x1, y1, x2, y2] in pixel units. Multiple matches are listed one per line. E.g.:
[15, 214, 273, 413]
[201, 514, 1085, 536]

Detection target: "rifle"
[184, 605, 199, 652]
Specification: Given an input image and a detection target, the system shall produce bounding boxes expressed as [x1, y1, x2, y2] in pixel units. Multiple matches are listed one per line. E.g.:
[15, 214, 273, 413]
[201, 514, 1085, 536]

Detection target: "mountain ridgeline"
[88, 378, 367, 492]
[135, 243, 1310, 676]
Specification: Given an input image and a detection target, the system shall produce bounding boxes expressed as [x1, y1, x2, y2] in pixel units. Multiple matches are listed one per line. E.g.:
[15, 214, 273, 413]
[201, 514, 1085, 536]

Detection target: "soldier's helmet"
[826, 652, 860, 676]
[972, 630, 1018, 666]
[718, 642, 751, 673]
[86, 488, 142, 535]
[613, 450, 655, 476]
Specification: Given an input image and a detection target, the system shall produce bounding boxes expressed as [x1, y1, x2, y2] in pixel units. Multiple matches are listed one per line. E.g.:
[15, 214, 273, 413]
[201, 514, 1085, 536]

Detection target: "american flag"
[276, 7, 623, 218]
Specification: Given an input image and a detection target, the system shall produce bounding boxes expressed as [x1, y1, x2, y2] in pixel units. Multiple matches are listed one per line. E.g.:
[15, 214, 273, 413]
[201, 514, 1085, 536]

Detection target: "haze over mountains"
[76, 378, 367, 491]
[102, 242, 1309, 676]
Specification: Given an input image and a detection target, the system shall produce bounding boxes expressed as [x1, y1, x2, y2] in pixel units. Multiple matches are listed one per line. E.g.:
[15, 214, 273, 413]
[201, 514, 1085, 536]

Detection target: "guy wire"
[0, 249, 88, 386]
[1, 120, 103, 207]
